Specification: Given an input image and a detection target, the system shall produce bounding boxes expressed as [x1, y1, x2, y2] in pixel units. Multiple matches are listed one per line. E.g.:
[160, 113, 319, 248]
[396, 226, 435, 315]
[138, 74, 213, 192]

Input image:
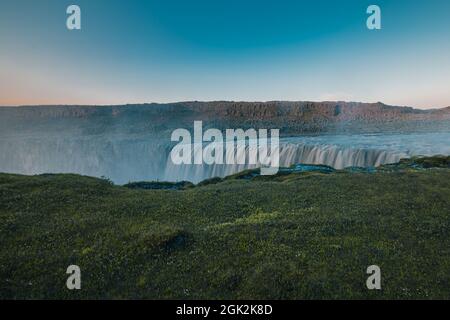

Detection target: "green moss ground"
[0, 159, 449, 299]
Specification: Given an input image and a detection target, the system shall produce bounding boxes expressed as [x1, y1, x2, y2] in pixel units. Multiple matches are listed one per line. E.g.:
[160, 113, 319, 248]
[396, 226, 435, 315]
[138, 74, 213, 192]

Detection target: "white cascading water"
[0, 135, 171, 184]
[163, 141, 406, 183]
[1, 132, 449, 184]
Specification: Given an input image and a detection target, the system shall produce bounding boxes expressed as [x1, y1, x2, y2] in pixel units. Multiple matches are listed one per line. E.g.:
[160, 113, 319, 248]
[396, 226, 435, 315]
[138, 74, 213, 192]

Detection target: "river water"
[1, 132, 449, 184]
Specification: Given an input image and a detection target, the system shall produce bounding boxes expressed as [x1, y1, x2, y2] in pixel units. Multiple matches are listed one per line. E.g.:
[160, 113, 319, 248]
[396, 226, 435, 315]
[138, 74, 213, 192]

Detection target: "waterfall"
[1, 132, 449, 184]
[0, 135, 171, 184]
[163, 141, 407, 183]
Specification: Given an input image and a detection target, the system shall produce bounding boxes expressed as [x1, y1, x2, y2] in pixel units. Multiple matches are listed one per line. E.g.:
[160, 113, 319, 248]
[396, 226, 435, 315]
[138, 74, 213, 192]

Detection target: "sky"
[0, 0, 449, 108]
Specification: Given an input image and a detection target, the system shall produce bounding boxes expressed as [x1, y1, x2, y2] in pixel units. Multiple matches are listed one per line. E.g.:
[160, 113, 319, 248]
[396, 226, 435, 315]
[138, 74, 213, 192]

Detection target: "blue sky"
[0, 0, 449, 108]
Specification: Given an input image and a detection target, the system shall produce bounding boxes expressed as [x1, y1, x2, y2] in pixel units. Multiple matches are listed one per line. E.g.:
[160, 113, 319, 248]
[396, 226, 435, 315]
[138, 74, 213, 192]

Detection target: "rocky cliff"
[1, 101, 449, 136]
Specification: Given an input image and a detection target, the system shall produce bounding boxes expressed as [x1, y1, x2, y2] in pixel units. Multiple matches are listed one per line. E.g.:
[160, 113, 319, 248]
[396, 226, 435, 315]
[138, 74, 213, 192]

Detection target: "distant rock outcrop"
[1, 101, 449, 136]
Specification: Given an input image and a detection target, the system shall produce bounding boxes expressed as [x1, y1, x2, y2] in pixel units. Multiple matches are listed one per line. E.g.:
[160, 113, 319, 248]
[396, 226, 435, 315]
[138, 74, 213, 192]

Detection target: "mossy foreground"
[0, 159, 449, 299]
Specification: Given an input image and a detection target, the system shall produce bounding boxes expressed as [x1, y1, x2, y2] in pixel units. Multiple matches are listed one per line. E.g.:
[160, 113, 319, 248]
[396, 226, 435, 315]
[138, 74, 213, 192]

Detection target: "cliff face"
[0, 101, 449, 183]
[1, 101, 449, 136]
[184, 101, 450, 121]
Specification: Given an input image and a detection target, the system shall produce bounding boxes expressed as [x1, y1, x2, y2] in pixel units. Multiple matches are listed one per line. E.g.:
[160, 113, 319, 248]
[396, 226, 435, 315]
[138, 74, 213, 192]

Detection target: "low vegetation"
[0, 157, 449, 299]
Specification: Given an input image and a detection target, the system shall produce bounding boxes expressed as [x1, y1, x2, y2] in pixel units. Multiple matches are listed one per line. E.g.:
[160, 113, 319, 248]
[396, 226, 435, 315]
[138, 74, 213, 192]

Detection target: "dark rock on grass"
[225, 169, 260, 180]
[413, 155, 450, 168]
[196, 177, 223, 186]
[123, 180, 194, 190]
[379, 155, 450, 171]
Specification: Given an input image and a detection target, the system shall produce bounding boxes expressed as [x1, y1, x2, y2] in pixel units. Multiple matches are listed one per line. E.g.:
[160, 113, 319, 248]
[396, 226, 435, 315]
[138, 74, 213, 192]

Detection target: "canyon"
[1, 101, 449, 183]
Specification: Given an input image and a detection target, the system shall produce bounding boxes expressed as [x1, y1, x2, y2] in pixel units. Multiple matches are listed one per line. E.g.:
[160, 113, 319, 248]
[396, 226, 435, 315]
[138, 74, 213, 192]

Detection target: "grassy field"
[0, 158, 449, 299]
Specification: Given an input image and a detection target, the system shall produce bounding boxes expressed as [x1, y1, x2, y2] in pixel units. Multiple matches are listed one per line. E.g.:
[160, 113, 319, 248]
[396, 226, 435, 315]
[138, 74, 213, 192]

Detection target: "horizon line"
[1, 100, 449, 111]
